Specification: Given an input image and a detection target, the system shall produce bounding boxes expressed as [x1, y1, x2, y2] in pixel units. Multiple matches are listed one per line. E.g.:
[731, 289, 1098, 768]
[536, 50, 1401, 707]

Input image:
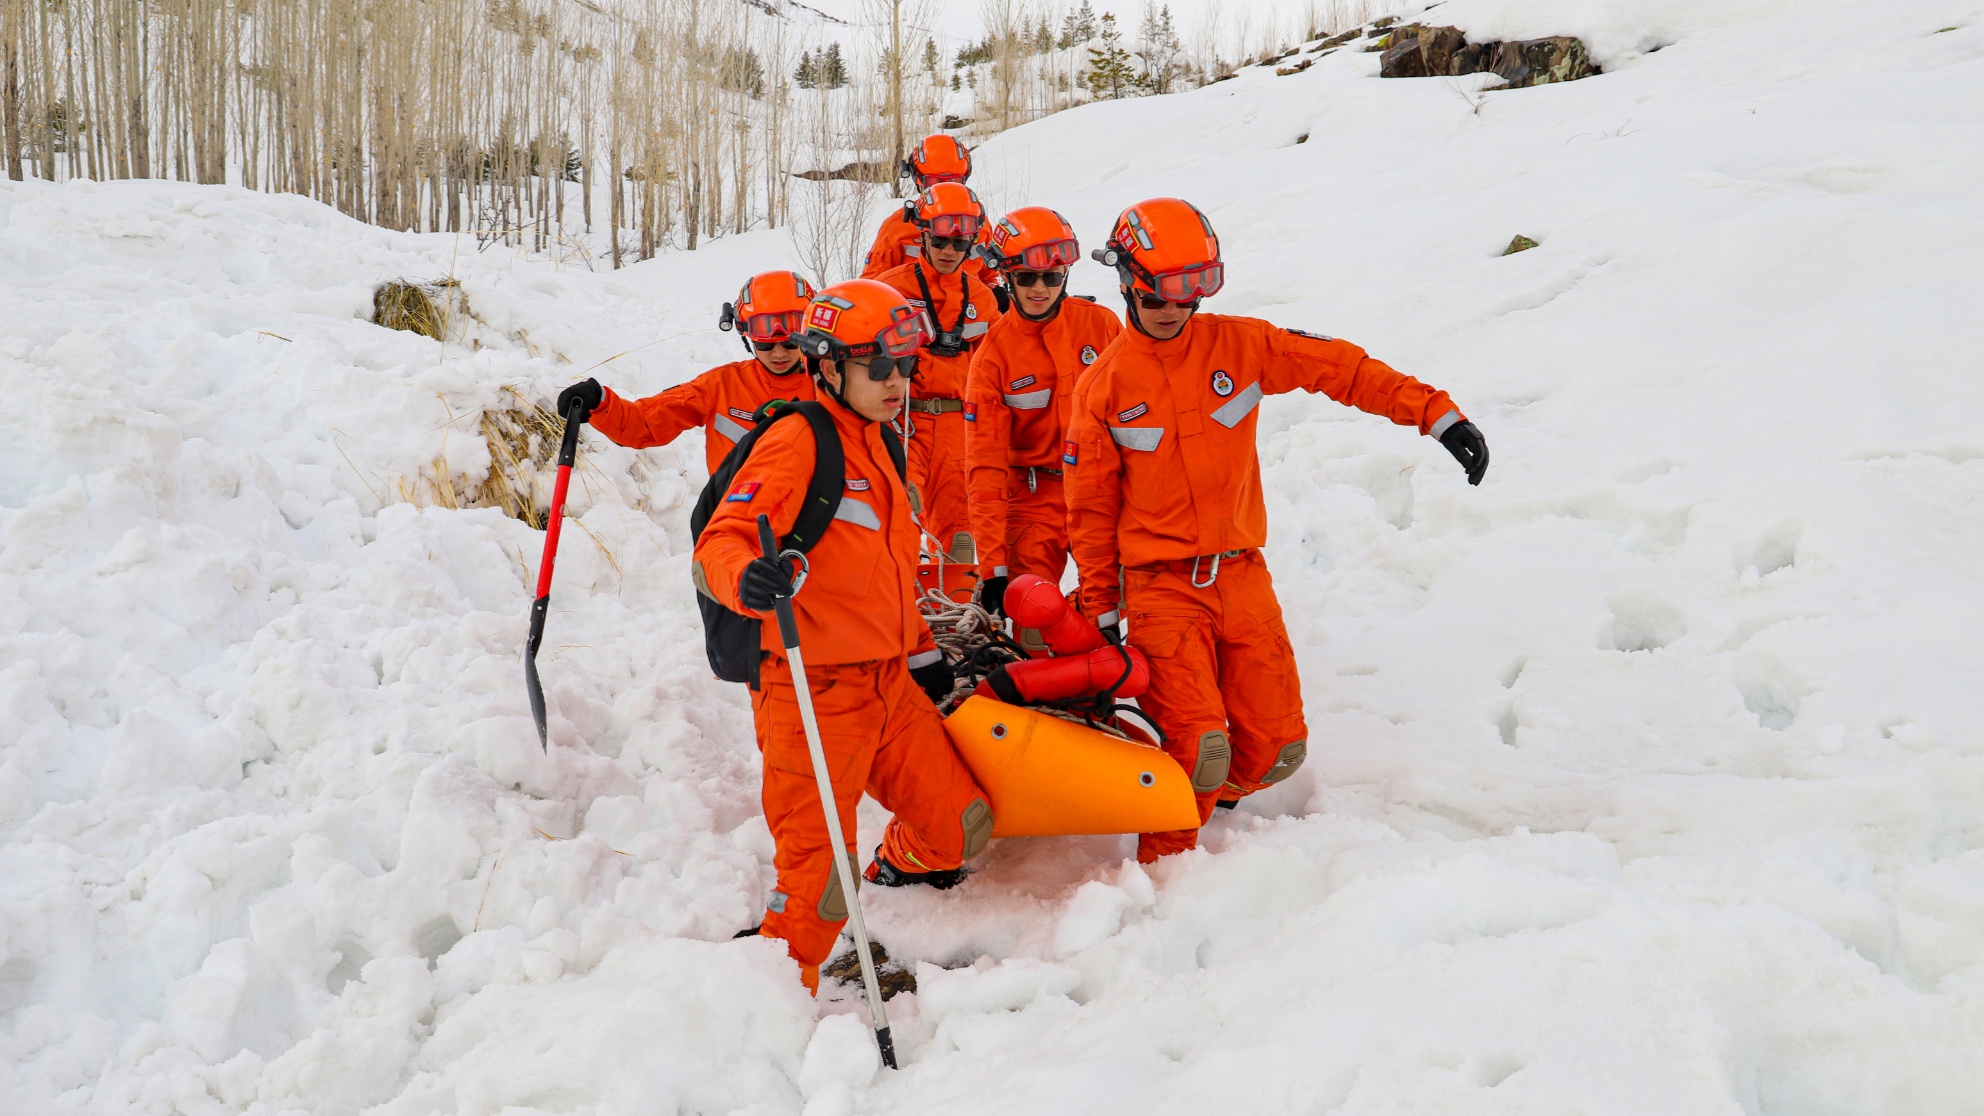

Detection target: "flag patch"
[726, 482, 761, 503]
[1117, 402, 1148, 422]
[1062, 440, 1078, 466]
[963, 401, 977, 421]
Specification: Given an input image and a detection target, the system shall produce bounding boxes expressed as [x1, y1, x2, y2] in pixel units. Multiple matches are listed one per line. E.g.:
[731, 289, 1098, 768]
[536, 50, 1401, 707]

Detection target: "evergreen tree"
[821, 42, 849, 89]
[1060, 1, 1098, 50]
[794, 49, 817, 89]
[923, 37, 940, 76]
[1136, 4, 1184, 93]
[1081, 12, 1139, 100]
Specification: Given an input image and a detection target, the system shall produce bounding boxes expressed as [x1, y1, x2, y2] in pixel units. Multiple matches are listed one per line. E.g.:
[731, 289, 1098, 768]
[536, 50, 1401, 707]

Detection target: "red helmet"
[904, 134, 971, 185]
[722, 270, 816, 342]
[1095, 198, 1225, 303]
[982, 207, 1080, 271]
[798, 279, 931, 361]
[908, 182, 986, 240]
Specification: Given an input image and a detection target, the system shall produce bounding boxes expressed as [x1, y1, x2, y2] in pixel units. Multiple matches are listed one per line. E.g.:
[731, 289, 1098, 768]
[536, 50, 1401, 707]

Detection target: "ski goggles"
[1141, 261, 1225, 304]
[738, 309, 806, 342]
[922, 212, 982, 239]
[999, 238, 1080, 271]
[1010, 269, 1068, 289]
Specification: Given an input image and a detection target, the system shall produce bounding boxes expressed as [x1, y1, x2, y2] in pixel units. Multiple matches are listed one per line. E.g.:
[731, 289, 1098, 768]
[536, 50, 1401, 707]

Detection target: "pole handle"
[757, 514, 803, 650]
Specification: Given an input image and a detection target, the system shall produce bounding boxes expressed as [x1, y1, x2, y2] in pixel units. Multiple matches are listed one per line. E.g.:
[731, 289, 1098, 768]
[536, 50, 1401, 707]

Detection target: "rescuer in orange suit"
[691, 278, 994, 992]
[963, 206, 1121, 611]
[875, 183, 1003, 562]
[860, 134, 995, 290]
[1064, 198, 1491, 863]
[571, 271, 819, 475]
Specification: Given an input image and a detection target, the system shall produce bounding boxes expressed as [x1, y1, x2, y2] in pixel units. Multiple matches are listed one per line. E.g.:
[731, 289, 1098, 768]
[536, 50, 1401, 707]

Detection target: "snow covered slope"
[5, 0, 1984, 1112]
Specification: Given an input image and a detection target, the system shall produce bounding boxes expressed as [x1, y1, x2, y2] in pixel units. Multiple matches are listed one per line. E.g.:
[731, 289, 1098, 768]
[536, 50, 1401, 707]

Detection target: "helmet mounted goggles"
[798, 295, 931, 380]
[1094, 198, 1225, 304]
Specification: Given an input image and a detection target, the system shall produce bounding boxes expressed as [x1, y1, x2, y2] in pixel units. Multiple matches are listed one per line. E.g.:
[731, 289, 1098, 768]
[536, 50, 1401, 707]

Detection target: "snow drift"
[4, 0, 1983, 1112]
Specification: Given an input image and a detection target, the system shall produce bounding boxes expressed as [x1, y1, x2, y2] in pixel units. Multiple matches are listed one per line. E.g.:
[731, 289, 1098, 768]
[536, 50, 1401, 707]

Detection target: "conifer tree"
[821, 42, 849, 89]
[1136, 5, 1184, 93]
[1081, 13, 1138, 100]
[795, 49, 818, 89]
[1060, 1, 1098, 50]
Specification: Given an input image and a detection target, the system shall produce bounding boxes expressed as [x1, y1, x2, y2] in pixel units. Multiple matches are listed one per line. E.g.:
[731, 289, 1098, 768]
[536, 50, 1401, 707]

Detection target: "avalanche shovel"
[757, 514, 898, 1070]
[524, 397, 588, 751]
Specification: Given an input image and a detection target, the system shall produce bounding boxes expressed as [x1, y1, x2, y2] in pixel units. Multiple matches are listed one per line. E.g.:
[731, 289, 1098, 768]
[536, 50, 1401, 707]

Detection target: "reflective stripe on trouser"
[751, 655, 992, 976]
[1005, 471, 1071, 586]
[1122, 552, 1307, 863]
[907, 408, 971, 557]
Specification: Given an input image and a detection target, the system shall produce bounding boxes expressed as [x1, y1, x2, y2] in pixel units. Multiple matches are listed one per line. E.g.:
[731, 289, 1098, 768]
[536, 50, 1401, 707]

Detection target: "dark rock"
[823, 941, 919, 1000]
[1502, 235, 1540, 256]
[1276, 57, 1315, 76]
[1313, 29, 1360, 50]
[1379, 38, 1429, 78]
[1386, 24, 1469, 74]
[1488, 37, 1598, 87]
[1371, 15, 1398, 29]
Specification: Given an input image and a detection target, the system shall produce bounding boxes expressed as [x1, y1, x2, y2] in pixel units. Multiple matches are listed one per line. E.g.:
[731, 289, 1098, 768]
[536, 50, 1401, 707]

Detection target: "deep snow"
[4, 0, 1984, 1113]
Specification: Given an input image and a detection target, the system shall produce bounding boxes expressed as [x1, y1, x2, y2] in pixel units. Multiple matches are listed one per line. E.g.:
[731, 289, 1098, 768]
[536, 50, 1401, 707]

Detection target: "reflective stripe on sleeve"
[832, 497, 882, 531]
[712, 413, 752, 442]
[1209, 382, 1263, 429]
[1002, 388, 1052, 410]
[1429, 409, 1462, 439]
[907, 649, 943, 669]
[1108, 426, 1164, 452]
[961, 321, 990, 339]
[1097, 610, 1120, 629]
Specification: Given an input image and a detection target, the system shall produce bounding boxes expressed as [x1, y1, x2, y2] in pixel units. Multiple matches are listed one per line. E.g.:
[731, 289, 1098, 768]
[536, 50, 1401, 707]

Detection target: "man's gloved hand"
[977, 574, 1009, 618]
[557, 378, 603, 422]
[910, 657, 956, 705]
[1439, 419, 1490, 486]
[738, 556, 794, 612]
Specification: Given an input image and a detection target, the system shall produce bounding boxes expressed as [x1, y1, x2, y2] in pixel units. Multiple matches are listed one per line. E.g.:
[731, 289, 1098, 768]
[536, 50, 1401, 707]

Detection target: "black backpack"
[689, 400, 907, 688]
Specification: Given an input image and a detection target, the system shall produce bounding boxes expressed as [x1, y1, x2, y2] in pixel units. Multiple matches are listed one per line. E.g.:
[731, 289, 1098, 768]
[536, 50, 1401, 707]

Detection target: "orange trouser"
[751, 654, 991, 989]
[1002, 471, 1071, 584]
[1123, 551, 1308, 862]
[908, 408, 971, 558]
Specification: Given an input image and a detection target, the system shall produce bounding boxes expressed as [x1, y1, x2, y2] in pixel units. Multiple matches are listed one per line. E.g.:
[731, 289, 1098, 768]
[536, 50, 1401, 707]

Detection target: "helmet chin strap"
[1122, 286, 1157, 338]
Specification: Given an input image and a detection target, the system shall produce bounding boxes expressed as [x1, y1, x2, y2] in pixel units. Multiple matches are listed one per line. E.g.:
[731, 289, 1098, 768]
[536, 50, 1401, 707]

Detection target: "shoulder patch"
[1081, 345, 1098, 365]
[845, 477, 871, 491]
[725, 481, 761, 503]
[1117, 402, 1148, 422]
[963, 401, 978, 422]
[1008, 374, 1037, 391]
[1287, 328, 1335, 341]
[1211, 369, 1235, 397]
[1062, 440, 1078, 466]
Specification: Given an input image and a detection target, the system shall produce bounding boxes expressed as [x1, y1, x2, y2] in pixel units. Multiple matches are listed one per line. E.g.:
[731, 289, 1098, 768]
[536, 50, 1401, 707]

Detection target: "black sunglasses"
[1136, 293, 1200, 311]
[925, 234, 974, 252]
[855, 353, 919, 381]
[751, 339, 800, 352]
[1009, 269, 1067, 288]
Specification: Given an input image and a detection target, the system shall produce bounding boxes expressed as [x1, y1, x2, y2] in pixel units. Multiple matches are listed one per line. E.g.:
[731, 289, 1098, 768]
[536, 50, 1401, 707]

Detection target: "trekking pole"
[757, 513, 898, 1070]
[524, 397, 587, 751]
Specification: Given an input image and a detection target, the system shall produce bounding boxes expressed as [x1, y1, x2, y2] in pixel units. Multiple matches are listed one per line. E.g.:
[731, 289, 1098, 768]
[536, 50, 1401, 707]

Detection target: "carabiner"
[1189, 551, 1221, 589]
[778, 549, 811, 596]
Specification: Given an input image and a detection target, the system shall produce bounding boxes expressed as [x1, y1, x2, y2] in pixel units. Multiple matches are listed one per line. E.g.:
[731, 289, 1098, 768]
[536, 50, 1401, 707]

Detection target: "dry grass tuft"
[396, 387, 567, 528]
[372, 278, 463, 341]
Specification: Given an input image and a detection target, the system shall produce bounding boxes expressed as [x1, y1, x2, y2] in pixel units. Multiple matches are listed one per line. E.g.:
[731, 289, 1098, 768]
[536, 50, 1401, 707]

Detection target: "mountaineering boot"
[864, 848, 967, 890]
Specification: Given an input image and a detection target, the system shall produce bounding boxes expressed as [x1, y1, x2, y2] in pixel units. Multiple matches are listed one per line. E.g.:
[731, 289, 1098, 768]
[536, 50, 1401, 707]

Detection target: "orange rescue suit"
[875, 260, 1002, 559]
[860, 208, 995, 286]
[693, 393, 991, 988]
[964, 295, 1121, 584]
[1065, 313, 1464, 861]
[589, 359, 816, 475]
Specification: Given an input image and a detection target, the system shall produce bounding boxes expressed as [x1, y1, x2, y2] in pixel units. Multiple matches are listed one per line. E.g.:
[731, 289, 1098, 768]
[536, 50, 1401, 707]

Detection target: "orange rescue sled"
[943, 696, 1198, 838]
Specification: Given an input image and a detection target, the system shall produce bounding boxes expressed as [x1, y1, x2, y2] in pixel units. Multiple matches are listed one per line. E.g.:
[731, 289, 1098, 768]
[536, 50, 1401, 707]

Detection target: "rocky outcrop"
[1379, 24, 1599, 88]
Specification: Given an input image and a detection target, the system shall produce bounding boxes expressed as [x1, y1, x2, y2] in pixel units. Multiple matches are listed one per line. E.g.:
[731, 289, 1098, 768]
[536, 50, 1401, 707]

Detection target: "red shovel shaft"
[525, 400, 587, 750]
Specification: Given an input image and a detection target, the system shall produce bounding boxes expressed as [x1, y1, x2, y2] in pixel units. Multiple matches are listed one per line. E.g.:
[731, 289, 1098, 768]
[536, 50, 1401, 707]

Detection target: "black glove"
[738, 556, 794, 612]
[1439, 419, 1489, 486]
[557, 377, 603, 422]
[991, 282, 1012, 314]
[910, 657, 956, 705]
[978, 574, 1009, 618]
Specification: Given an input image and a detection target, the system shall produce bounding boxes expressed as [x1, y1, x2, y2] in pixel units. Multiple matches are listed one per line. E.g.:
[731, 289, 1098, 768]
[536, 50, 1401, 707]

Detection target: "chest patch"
[727, 407, 756, 423]
[845, 477, 871, 491]
[1081, 345, 1098, 365]
[725, 482, 761, 503]
[1211, 369, 1235, 397]
[965, 302, 978, 320]
[1117, 402, 1149, 422]
[1008, 374, 1037, 391]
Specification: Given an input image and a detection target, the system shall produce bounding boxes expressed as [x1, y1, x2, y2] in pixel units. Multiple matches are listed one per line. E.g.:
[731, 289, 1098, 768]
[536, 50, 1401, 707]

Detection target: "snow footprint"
[1598, 592, 1686, 653]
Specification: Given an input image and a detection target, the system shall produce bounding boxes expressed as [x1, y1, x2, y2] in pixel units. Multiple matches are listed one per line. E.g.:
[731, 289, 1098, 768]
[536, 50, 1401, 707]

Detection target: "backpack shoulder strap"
[778, 402, 844, 553]
[879, 421, 908, 483]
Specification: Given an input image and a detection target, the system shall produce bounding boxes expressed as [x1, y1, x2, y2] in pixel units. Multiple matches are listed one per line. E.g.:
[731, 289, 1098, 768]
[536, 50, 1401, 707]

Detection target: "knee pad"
[961, 797, 994, 859]
[816, 868, 853, 922]
[949, 532, 977, 565]
[1190, 730, 1231, 794]
[1259, 739, 1308, 785]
